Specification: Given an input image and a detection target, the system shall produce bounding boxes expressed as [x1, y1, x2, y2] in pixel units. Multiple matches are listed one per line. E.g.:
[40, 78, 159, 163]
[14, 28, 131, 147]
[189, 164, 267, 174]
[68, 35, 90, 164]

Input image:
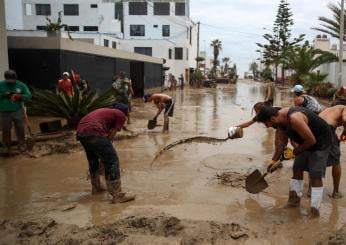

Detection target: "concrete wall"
[0, 0, 9, 79]
[317, 62, 346, 86]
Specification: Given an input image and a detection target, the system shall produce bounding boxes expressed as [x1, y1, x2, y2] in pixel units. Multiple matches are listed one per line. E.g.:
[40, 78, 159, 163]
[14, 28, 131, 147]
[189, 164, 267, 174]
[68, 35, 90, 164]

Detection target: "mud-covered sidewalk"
[1, 80, 346, 244]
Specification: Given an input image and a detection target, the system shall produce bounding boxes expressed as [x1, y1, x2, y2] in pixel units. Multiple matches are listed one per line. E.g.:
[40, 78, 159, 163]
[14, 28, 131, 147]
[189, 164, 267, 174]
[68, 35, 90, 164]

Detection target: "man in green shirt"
[0, 70, 32, 154]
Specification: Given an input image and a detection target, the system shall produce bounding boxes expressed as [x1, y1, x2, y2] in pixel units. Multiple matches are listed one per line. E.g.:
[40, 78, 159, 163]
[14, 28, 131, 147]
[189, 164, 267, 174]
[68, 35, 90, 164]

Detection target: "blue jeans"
[78, 135, 120, 181]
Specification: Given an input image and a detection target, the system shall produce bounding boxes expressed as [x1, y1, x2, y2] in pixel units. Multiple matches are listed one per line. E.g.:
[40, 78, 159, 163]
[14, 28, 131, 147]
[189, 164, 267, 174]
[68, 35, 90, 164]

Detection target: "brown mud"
[1, 80, 346, 244]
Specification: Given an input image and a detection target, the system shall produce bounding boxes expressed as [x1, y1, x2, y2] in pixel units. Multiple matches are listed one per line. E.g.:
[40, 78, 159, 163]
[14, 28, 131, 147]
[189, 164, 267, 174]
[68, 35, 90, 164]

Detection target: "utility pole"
[196, 21, 200, 69]
[339, 0, 345, 87]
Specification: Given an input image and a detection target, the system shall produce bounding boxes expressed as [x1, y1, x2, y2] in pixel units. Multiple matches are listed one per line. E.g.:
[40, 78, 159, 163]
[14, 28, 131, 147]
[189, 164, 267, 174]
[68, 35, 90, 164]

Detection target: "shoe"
[107, 179, 135, 204]
[286, 190, 301, 207]
[308, 207, 320, 219]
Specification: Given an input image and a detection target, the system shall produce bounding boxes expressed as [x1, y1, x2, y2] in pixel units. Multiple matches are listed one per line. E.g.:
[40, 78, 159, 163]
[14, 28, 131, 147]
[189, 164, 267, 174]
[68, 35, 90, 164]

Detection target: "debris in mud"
[216, 171, 247, 188]
[153, 136, 229, 161]
[0, 214, 249, 244]
[61, 203, 77, 211]
[324, 224, 346, 245]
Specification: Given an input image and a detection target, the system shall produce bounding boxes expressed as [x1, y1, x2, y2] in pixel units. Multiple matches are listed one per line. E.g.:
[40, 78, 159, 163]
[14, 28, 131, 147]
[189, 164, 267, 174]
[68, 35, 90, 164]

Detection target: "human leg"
[1, 112, 13, 153]
[79, 136, 105, 194]
[93, 137, 135, 203]
[12, 109, 26, 151]
[327, 130, 342, 198]
[331, 165, 342, 198]
[287, 153, 307, 207]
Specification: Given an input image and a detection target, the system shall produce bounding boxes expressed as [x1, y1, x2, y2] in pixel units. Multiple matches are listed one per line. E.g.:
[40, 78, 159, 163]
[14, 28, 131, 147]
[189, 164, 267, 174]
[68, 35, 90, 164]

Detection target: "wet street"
[1, 79, 346, 244]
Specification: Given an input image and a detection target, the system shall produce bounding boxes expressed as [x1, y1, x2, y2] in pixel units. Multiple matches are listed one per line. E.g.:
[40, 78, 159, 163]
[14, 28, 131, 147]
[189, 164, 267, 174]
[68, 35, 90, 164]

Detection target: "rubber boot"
[107, 179, 135, 204]
[91, 173, 106, 194]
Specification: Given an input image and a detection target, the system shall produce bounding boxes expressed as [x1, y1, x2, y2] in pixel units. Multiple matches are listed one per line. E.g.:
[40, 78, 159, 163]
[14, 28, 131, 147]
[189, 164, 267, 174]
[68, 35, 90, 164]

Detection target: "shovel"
[245, 161, 281, 194]
[147, 117, 157, 129]
[22, 104, 35, 151]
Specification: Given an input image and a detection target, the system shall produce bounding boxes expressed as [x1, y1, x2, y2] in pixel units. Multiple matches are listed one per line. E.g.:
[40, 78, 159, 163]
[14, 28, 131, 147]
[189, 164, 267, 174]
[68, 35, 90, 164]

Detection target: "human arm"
[340, 107, 346, 141]
[154, 101, 164, 119]
[108, 128, 118, 141]
[289, 113, 316, 155]
[20, 83, 32, 101]
[236, 119, 255, 129]
[271, 128, 289, 161]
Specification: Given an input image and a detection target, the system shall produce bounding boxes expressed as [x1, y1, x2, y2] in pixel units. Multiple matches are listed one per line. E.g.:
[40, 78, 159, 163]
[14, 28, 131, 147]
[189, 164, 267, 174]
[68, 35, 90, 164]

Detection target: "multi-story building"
[5, 0, 198, 82]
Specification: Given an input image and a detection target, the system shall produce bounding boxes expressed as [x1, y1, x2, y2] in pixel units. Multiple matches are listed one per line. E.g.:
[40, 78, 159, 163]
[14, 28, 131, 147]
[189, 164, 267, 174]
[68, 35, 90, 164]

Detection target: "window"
[36, 26, 47, 31]
[175, 47, 183, 60]
[66, 26, 79, 31]
[186, 48, 189, 60]
[153, 24, 158, 28]
[112, 41, 117, 49]
[189, 26, 192, 44]
[130, 25, 145, 36]
[175, 2, 185, 16]
[134, 47, 152, 56]
[64, 4, 79, 16]
[168, 49, 172, 59]
[104, 39, 109, 47]
[162, 25, 170, 37]
[25, 4, 32, 16]
[83, 26, 98, 31]
[154, 2, 169, 15]
[129, 2, 147, 15]
[90, 4, 98, 8]
[35, 4, 51, 15]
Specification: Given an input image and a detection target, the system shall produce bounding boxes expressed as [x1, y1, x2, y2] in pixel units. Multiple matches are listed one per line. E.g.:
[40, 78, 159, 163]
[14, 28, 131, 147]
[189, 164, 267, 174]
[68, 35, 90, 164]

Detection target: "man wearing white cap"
[56, 72, 73, 97]
[291, 84, 321, 114]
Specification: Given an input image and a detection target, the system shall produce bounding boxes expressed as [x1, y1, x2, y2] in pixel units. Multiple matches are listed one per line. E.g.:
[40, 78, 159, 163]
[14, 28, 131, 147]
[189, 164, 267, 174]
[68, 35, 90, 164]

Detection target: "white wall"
[317, 62, 346, 86]
[18, 0, 121, 34]
[5, 0, 23, 30]
[1, 0, 9, 79]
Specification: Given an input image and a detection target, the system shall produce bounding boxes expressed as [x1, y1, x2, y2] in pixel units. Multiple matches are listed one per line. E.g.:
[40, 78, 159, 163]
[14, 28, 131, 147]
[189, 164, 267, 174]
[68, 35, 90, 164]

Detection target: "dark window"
[104, 39, 109, 47]
[66, 26, 79, 31]
[153, 24, 158, 28]
[90, 4, 98, 8]
[112, 41, 117, 49]
[154, 2, 169, 15]
[36, 25, 47, 31]
[168, 49, 172, 59]
[134, 47, 152, 56]
[162, 25, 170, 37]
[189, 26, 192, 44]
[83, 26, 98, 31]
[175, 2, 185, 16]
[186, 48, 189, 60]
[175, 47, 183, 60]
[129, 2, 147, 15]
[35, 4, 51, 15]
[64, 4, 79, 16]
[130, 25, 145, 36]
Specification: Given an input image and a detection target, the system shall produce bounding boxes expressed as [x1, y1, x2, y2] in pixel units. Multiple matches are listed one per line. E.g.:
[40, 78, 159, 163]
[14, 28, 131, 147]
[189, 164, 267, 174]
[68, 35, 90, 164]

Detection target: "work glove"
[267, 159, 282, 173]
[10, 93, 22, 102]
[280, 147, 295, 160]
[340, 131, 346, 142]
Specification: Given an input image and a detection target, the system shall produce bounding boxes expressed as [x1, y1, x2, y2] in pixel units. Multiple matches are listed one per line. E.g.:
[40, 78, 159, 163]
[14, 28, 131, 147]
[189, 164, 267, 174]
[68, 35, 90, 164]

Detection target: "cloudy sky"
[190, 0, 334, 76]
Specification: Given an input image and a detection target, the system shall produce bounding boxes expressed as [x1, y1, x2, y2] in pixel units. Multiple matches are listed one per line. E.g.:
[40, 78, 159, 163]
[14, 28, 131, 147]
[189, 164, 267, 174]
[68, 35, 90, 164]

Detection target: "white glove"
[228, 126, 242, 139]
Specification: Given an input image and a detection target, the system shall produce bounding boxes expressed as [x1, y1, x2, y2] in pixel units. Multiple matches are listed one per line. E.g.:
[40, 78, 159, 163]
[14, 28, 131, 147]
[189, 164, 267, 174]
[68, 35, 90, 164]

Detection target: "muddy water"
[1, 79, 346, 244]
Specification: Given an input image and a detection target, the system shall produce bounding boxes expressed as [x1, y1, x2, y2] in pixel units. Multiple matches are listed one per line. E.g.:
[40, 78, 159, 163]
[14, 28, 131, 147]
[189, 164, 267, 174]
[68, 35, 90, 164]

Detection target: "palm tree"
[312, 2, 346, 40]
[222, 57, 230, 74]
[210, 39, 222, 77]
[249, 62, 259, 78]
[28, 86, 114, 128]
[283, 44, 338, 84]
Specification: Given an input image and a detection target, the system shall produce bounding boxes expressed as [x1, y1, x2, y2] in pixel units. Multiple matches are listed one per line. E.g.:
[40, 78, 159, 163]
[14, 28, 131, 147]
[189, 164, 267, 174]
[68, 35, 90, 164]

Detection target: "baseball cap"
[63, 72, 69, 77]
[291, 84, 305, 93]
[143, 93, 151, 103]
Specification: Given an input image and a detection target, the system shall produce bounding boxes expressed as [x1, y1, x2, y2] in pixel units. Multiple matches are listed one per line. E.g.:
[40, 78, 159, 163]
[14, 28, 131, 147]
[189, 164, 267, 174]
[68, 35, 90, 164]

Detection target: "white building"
[313, 35, 346, 86]
[5, 0, 198, 83]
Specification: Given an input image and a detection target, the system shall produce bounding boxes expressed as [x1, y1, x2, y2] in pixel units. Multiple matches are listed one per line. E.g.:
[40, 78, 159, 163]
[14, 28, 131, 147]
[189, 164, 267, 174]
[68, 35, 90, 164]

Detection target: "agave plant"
[45, 11, 73, 40]
[28, 86, 114, 128]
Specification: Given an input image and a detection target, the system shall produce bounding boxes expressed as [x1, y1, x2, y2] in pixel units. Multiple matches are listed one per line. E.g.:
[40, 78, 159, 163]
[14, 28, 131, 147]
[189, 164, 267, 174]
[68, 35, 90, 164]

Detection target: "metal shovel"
[245, 160, 282, 194]
[22, 104, 35, 151]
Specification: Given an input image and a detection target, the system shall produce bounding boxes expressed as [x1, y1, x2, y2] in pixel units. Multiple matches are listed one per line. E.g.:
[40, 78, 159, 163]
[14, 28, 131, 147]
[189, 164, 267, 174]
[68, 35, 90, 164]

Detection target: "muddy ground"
[1, 80, 346, 244]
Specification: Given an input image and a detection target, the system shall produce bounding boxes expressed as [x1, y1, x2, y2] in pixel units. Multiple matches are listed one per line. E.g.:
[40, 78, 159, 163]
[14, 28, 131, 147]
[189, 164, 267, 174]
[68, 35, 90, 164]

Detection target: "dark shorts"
[164, 99, 174, 117]
[327, 126, 340, 166]
[293, 147, 330, 178]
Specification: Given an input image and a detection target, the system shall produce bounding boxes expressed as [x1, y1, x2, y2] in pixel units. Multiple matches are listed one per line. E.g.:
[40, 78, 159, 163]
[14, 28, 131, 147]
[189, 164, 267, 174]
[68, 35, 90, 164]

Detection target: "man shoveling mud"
[318, 105, 346, 198]
[144, 93, 174, 132]
[76, 105, 135, 204]
[256, 106, 332, 217]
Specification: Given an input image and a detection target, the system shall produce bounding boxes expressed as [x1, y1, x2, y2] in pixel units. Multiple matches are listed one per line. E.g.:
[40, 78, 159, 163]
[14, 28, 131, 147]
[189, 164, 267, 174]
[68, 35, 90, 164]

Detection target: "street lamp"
[339, 0, 345, 87]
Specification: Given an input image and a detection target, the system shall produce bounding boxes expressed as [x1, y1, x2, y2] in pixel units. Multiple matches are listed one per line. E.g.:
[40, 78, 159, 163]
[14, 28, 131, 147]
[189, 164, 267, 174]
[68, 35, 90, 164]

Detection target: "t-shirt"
[0, 80, 32, 112]
[77, 108, 126, 137]
[57, 79, 73, 97]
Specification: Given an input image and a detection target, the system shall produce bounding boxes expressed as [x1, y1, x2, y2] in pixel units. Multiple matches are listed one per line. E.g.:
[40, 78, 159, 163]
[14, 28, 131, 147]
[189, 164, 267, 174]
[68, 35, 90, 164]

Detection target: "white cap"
[291, 84, 305, 93]
[63, 72, 69, 77]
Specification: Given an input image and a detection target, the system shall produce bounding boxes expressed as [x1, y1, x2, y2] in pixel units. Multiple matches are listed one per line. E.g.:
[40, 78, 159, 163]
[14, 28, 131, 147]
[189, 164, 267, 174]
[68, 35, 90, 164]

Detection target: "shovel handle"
[22, 103, 32, 135]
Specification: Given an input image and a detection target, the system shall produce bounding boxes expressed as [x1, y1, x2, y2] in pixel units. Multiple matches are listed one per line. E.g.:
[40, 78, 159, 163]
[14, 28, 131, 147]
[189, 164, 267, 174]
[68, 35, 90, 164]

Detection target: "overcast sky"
[190, 0, 334, 76]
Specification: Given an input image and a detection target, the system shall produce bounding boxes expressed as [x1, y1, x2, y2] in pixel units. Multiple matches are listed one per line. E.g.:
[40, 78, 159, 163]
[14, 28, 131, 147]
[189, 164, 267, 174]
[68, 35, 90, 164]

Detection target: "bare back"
[319, 105, 346, 127]
[151, 93, 172, 104]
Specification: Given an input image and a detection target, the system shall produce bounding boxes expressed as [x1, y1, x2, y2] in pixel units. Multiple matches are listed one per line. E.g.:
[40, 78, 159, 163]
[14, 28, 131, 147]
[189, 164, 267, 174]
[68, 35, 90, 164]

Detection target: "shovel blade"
[147, 119, 157, 129]
[26, 136, 35, 151]
[245, 169, 268, 194]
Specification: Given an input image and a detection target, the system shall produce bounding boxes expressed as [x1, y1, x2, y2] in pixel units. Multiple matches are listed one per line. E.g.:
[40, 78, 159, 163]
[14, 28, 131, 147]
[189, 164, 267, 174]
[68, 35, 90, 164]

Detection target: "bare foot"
[285, 191, 300, 208]
[330, 192, 343, 199]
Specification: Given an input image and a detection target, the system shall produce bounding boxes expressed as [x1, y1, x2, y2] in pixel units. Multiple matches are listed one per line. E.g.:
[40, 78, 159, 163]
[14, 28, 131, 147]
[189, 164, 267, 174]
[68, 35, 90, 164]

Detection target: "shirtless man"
[319, 105, 346, 198]
[144, 93, 174, 132]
